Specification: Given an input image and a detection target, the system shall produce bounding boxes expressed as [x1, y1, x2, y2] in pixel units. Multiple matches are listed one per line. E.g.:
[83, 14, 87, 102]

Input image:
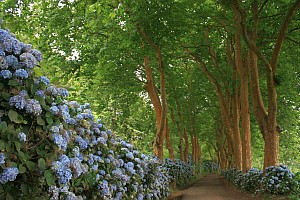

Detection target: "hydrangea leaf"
[8, 110, 23, 124]
[6, 193, 14, 200]
[18, 151, 26, 161]
[1, 92, 10, 101]
[7, 161, 17, 167]
[46, 117, 53, 126]
[0, 140, 6, 150]
[44, 170, 55, 186]
[14, 141, 21, 152]
[37, 116, 45, 126]
[8, 80, 20, 87]
[25, 161, 36, 171]
[38, 158, 46, 170]
[5, 142, 12, 153]
[0, 121, 7, 134]
[20, 183, 29, 195]
[19, 164, 26, 174]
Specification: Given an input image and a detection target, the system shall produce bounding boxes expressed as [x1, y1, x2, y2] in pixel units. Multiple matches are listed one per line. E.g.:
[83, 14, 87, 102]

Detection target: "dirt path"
[169, 175, 260, 200]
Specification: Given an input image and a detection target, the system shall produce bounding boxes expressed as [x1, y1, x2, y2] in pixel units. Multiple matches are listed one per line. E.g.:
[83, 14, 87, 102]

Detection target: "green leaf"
[45, 112, 53, 118]
[0, 121, 7, 134]
[5, 142, 12, 153]
[1, 92, 10, 101]
[26, 161, 36, 171]
[8, 110, 23, 124]
[38, 158, 46, 170]
[44, 170, 55, 186]
[6, 193, 14, 200]
[18, 151, 26, 161]
[19, 164, 26, 174]
[37, 116, 45, 126]
[0, 140, 6, 150]
[8, 79, 20, 86]
[7, 162, 17, 167]
[21, 183, 29, 195]
[46, 117, 53, 126]
[14, 141, 21, 152]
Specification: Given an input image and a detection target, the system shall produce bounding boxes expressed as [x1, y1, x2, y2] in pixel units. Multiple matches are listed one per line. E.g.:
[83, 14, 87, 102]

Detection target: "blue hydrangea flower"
[0, 167, 19, 184]
[51, 161, 72, 185]
[18, 132, 26, 142]
[0, 56, 8, 69]
[9, 94, 26, 110]
[74, 136, 88, 150]
[58, 88, 69, 98]
[20, 52, 37, 68]
[28, 49, 42, 62]
[0, 69, 12, 79]
[5, 55, 20, 69]
[14, 68, 28, 79]
[25, 99, 42, 115]
[98, 180, 110, 196]
[46, 85, 58, 96]
[37, 76, 50, 85]
[0, 153, 5, 165]
[50, 105, 59, 115]
[68, 101, 80, 108]
[35, 90, 45, 99]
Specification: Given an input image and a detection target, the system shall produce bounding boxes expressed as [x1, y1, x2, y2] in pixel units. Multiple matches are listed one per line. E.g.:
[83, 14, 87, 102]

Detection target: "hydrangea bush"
[240, 168, 263, 192]
[0, 28, 201, 199]
[202, 160, 219, 174]
[223, 165, 298, 196]
[261, 164, 297, 195]
[164, 157, 200, 189]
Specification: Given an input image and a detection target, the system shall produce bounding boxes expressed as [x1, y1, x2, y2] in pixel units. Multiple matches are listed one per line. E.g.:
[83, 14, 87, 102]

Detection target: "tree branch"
[270, 0, 300, 72]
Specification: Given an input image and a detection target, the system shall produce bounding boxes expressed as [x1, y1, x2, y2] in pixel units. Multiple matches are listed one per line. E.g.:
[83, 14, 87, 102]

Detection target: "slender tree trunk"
[143, 56, 164, 159]
[175, 96, 189, 162]
[240, 52, 252, 173]
[170, 106, 183, 160]
[165, 119, 174, 160]
[139, 29, 168, 160]
[183, 127, 189, 162]
[232, 63, 242, 170]
[234, 22, 252, 172]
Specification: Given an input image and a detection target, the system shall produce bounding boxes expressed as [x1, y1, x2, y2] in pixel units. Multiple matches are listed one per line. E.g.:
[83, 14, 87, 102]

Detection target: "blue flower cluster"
[223, 164, 298, 195]
[0, 27, 203, 200]
[261, 164, 297, 194]
[164, 158, 200, 188]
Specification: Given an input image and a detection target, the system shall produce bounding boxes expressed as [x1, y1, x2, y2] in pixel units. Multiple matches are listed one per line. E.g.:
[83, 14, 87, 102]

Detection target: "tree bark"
[139, 28, 168, 160]
[228, 0, 300, 169]
[165, 119, 174, 160]
[233, 20, 252, 173]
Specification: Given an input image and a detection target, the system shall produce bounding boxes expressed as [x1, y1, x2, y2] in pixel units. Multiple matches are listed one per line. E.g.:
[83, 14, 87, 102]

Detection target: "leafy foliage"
[0, 27, 202, 199]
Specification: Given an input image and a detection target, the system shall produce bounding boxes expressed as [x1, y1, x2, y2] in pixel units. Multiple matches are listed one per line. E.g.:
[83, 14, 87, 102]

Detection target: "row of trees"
[1, 0, 299, 172]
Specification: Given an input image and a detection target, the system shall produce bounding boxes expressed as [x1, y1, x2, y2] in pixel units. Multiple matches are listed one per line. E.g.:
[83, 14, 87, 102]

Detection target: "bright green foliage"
[0, 0, 299, 173]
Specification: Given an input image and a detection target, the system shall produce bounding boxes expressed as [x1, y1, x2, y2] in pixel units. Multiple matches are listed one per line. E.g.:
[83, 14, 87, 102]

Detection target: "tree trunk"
[240, 52, 252, 173]
[165, 119, 174, 160]
[139, 29, 168, 160]
[230, 0, 299, 169]
[143, 56, 164, 159]
[234, 22, 252, 172]
[232, 63, 242, 170]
